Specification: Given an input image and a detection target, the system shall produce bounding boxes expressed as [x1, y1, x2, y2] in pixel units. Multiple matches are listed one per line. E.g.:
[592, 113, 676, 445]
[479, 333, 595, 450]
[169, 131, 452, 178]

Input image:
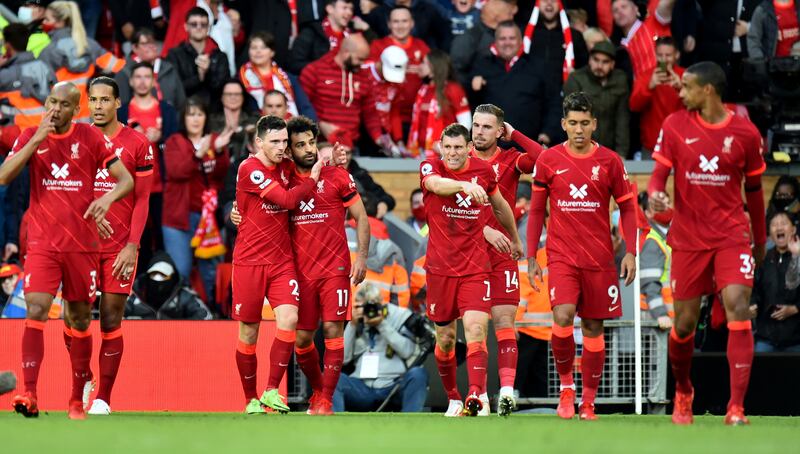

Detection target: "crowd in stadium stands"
[1, 0, 800, 404]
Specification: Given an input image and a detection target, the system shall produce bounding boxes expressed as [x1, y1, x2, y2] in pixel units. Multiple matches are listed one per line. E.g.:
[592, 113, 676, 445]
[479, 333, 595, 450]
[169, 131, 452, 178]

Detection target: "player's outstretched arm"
[488, 190, 523, 260]
[423, 175, 488, 205]
[0, 110, 55, 185]
[347, 198, 370, 286]
[84, 160, 134, 222]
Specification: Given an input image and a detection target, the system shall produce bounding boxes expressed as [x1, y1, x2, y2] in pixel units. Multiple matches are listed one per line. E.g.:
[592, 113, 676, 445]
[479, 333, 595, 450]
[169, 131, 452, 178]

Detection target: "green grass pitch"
[2, 412, 798, 453]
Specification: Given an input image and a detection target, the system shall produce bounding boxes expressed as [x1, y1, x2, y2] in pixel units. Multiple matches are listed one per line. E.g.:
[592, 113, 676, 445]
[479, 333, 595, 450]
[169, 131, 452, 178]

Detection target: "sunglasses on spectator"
[187, 21, 209, 29]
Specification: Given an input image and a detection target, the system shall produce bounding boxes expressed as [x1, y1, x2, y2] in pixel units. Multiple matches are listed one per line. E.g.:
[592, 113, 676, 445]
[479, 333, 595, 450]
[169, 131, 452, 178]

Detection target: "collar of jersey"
[562, 141, 599, 159]
[49, 123, 76, 139]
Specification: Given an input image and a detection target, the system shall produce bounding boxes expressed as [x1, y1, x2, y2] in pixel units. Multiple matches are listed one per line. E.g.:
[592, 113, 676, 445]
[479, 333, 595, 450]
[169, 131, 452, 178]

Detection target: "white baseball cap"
[147, 261, 175, 278]
[380, 46, 408, 84]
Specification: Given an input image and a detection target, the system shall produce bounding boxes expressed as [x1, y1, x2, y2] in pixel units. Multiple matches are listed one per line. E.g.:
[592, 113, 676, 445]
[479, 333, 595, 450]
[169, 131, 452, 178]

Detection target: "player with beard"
[527, 92, 637, 421]
[648, 62, 766, 426]
[285, 116, 370, 415]
[469, 103, 542, 416]
[2, 82, 133, 419]
[77, 77, 152, 416]
[232, 115, 325, 414]
[422, 123, 523, 417]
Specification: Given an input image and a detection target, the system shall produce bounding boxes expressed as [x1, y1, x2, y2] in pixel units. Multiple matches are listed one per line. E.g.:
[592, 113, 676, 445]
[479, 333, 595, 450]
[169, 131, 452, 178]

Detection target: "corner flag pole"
[634, 227, 643, 415]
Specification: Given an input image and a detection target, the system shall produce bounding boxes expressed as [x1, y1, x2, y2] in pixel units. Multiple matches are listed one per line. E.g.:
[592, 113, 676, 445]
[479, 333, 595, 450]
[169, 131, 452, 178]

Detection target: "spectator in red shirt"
[370, 6, 430, 129]
[613, 0, 675, 81]
[162, 96, 233, 311]
[629, 36, 685, 155]
[119, 61, 179, 269]
[300, 34, 383, 151]
[748, 0, 800, 59]
[408, 48, 471, 158]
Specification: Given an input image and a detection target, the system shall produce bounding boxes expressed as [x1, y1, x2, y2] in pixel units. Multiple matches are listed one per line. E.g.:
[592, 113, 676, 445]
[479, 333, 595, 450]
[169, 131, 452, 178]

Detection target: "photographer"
[333, 284, 429, 412]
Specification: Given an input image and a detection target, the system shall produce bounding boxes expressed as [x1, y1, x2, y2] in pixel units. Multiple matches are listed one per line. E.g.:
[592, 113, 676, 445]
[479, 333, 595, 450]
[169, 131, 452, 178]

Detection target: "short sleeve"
[652, 123, 674, 168]
[420, 159, 441, 192]
[744, 127, 766, 177]
[238, 161, 277, 197]
[8, 127, 35, 159]
[337, 168, 360, 207]
[610, 155, 634, 203]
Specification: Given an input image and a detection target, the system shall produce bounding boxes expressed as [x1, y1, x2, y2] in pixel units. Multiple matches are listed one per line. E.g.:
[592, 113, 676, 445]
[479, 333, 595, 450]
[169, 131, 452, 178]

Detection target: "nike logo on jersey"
[555, 169, 569, 175]
[685, 137, 699, 145]
[324, 79, 335, 85]
[103, 351, 121, 357]
[244, 374, 256, 380]
[119, 283, 130, 288]
[505, 288, 517, 293]
[556, 358, 570, 364]
[37, 148, 49, 154]
[336, 309, 347, 316]
[608, 305, 620, 312]
[279, 362, 289, 367]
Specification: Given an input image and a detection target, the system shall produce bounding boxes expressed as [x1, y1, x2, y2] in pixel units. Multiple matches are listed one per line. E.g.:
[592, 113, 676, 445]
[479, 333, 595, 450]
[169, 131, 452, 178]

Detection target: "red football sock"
[22, 319, 45, 395]
[322, 337, 344, 401]
[495, 327, 518, 389]
[466, 341, 488, 395]
[63, 325, 72, 352]
[267, 329, 295, 390]
[95, 327, 124, 405]
[435, 345, 461, 400]
[551, 324, 575, 387]
[69, 327, 93, 402]
[580, 334, 606, 405]
[727, 321, 754, 410]
[235, 340, 258, 402]
[295, 343, 323, 393]
[669, 327, 695, 394]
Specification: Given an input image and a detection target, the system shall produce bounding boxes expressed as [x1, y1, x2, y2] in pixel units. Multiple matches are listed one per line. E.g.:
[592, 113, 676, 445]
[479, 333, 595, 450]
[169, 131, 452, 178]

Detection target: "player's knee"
[295, 331, 314, 348]
[465, 322, 487, 341]
[70, 314, 91, 331]
[552, 309, 575, 328]
[322, 322, 343, 339]
[436, 330, 456, 350]
[25, 303, 50, 321]
[99, 311, 123, 332]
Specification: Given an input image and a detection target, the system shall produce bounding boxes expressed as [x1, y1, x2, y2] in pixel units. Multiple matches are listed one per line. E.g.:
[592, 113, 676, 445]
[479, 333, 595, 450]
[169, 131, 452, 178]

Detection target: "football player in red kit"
[1, 82, 134, 419]
[648, 62, 766, 426]
[527, 92, 637, 421]
[469, 103, 542, 415]
[421, 123, 523, 417]
[232, 115, 325, 414]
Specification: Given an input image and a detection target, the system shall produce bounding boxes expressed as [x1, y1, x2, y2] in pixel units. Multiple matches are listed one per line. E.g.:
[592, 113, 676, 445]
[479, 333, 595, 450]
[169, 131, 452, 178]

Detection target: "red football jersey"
[533, 143, 633, 270]
[290, 165, 360, 280]
[653, 110, 766, 251]
[420, 157, 498, 276]
[94, 125, 154, 253]
[233, 157, 301, 266]
[472, 148, 529, 267]
[10, 123, 117, 253]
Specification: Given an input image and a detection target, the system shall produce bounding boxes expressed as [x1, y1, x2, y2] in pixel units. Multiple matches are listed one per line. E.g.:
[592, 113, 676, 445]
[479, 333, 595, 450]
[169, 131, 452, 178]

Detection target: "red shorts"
[24, 250, 99, 303]
[548, 261, 621, 320]
[296, 275, 351, 330]
[671, 246, 754, 300]
[489, 259, 521, 307]
[426, 272, 490, 323]
[98, 251, 136, 295]
[232, 261, 299, 323]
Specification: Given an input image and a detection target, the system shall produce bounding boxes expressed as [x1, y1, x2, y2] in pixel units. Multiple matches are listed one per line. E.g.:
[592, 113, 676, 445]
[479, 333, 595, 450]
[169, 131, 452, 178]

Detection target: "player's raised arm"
[503, 122, 543, 174]
[488, 190, 523, 260]
[0, 109, 55, 185]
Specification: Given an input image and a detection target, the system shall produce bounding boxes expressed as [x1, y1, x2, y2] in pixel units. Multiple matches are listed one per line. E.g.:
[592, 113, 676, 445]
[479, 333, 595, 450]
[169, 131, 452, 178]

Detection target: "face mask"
[41, 22, 55, 33]
[145, 276, 176, 310]
[653, 208, 674, 225]
[411, 206, 426, 223]
[773, 198, 796, 212]
[17, 7, 33, 24]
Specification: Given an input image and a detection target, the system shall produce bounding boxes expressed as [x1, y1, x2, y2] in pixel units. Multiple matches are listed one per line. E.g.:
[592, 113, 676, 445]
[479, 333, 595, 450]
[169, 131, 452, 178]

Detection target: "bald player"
[0, 82, 133, 420]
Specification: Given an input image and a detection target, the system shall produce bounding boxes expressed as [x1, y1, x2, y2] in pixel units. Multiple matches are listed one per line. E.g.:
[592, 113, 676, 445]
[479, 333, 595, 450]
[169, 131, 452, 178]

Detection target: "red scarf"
[408, 83, 447, 159]
[322, 17, 349, 50]
[489, 43, 524, 72]
[191, 188, 226, 259]
[522, 0, 575, 82]
[288, 0, 298, 39]
[239, 61, 297, 116]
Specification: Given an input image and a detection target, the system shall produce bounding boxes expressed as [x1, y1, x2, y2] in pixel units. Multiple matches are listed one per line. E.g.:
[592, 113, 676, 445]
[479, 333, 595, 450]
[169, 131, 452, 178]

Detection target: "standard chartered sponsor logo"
[441, 205, 480, 220]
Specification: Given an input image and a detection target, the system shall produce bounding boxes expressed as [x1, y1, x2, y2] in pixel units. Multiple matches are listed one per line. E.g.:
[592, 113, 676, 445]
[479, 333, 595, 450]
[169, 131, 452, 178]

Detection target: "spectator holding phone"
[629, 37, 684, 158]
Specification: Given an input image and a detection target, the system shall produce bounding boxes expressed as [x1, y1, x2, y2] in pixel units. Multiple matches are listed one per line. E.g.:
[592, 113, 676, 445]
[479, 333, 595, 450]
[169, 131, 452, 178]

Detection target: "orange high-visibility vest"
[639, 229, 675, 318]
[350, 251, 410, 308]
[516, 248, 552, 341]
[409, 255, 426, 311]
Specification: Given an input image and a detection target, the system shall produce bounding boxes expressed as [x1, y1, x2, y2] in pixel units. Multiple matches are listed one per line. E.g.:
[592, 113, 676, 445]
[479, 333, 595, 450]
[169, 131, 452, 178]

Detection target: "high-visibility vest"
[409, 255, 426, 311]
[639, 229, 674, 318]
[350, 251, 410, 308]
[27, 32, 50, 58]
[0, 53, 55, 128]
[516, 248, 552, 342]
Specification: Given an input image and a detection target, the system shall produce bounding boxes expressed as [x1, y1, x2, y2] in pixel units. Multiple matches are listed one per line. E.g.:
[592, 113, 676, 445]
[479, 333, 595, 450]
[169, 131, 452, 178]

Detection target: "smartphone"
[657, 61, 668, 72]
